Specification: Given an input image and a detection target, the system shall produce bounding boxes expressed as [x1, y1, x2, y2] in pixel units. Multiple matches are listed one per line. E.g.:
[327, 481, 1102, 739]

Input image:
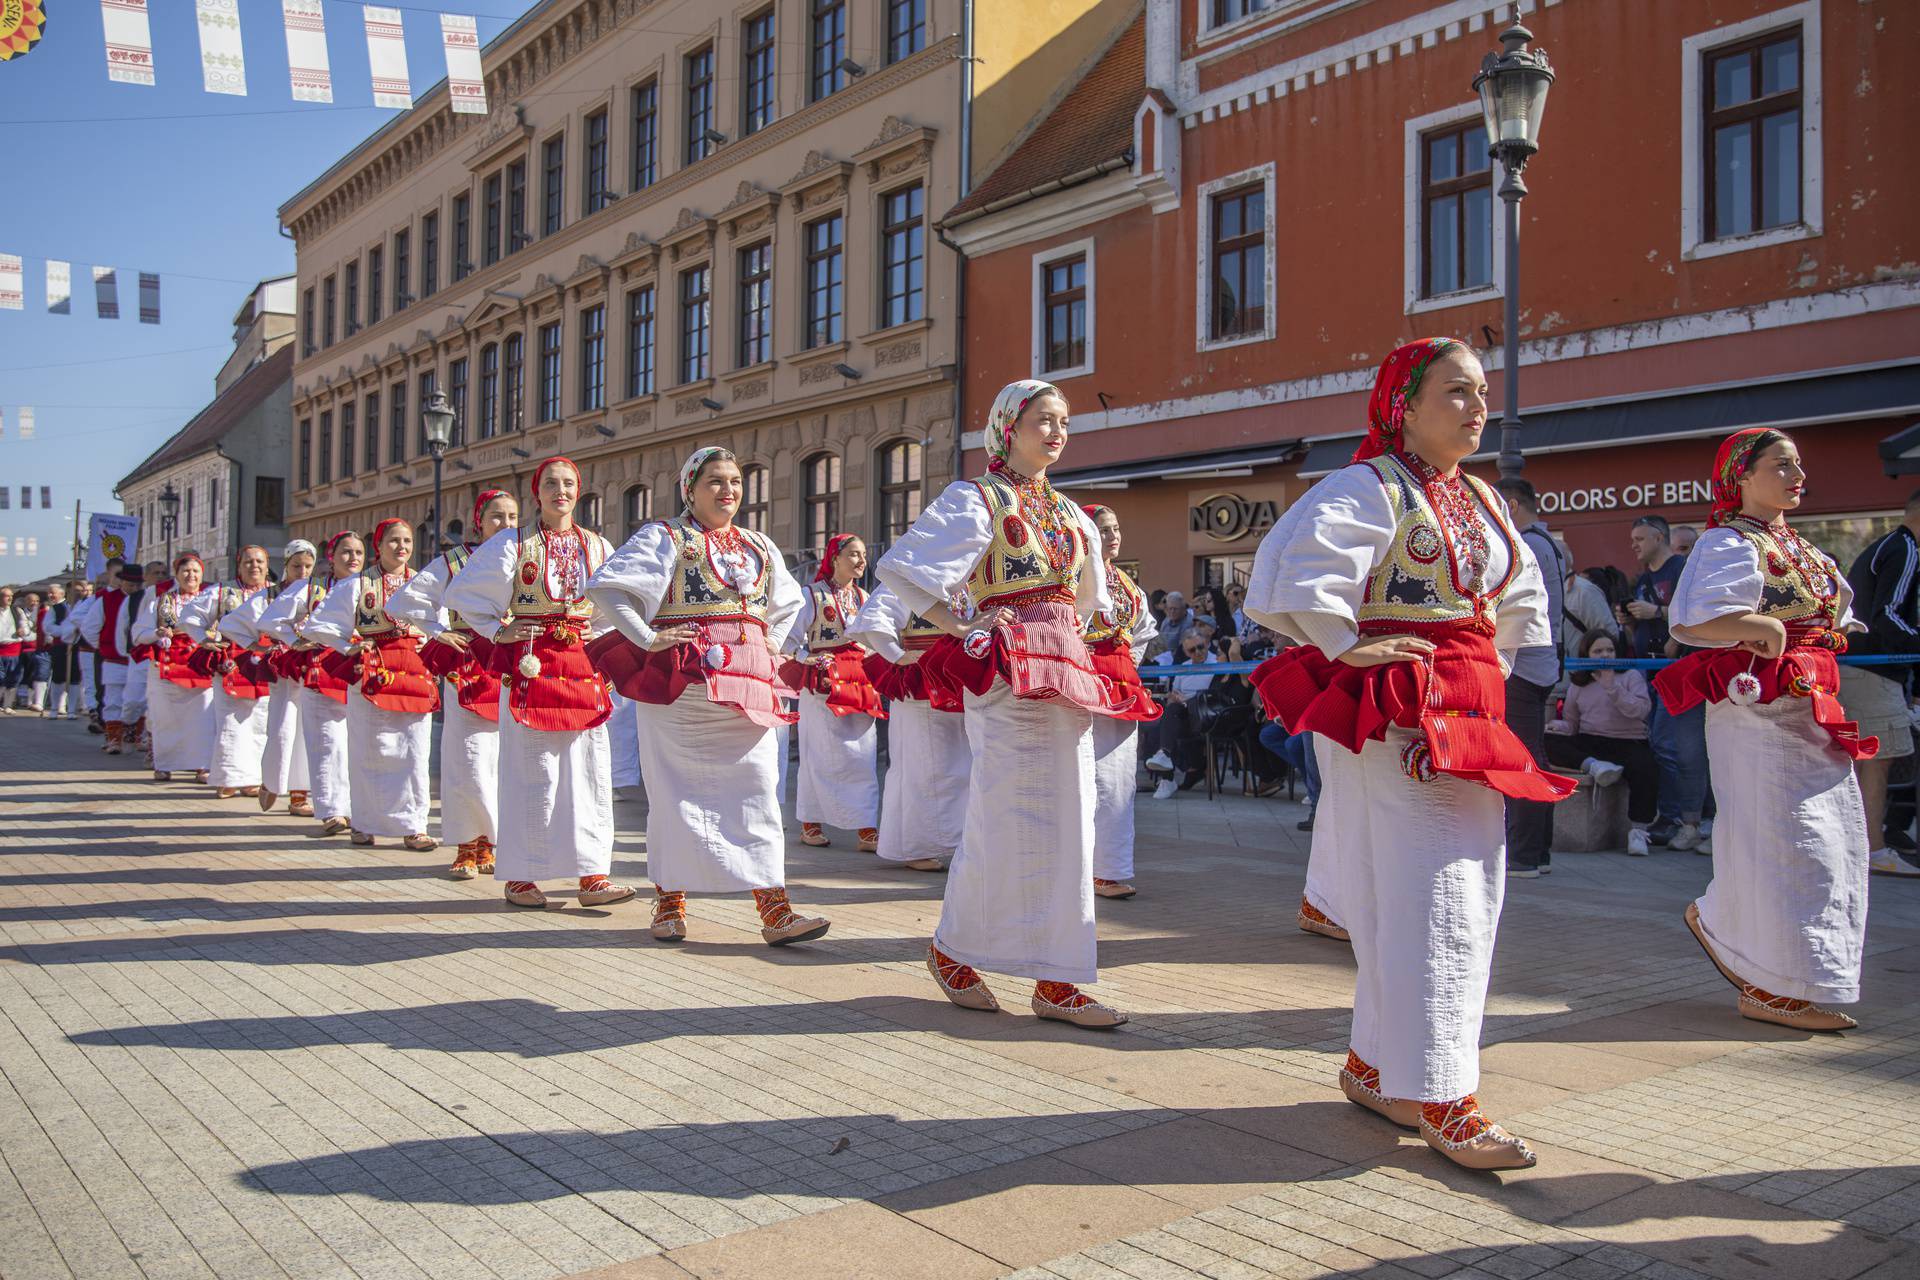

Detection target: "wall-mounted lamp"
[699, 397, 725, 412]
[835, 57, 866, 79]
[595, 424, 617, 438]
[832, 363, 862, 380]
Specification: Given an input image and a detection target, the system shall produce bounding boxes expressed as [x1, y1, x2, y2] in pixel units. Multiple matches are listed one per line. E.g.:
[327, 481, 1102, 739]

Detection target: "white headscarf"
[283, 539, 317, 562]
[984, 379, 1062, 465]
[678, 446, 736, 511]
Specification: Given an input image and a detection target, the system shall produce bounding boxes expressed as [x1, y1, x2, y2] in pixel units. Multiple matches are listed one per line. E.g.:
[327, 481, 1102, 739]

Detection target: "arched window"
[801, 452, 840, 560]
[445, 517, 465, 547]
[875, 439, 923, 548]
[738, 463, 770, 533]
[623, 483, 652, 539]
[577, 491, 603, 533]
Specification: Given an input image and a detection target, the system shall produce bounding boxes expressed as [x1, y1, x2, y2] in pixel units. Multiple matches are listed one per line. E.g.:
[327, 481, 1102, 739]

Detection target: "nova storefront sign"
[1191, 493, 1279, 543]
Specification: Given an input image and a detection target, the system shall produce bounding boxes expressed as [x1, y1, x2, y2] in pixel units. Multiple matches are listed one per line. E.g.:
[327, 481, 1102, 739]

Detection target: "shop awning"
[1297, 360, 1920, 478]
[1047, 444, 1300, 489]
[1877, 419, 1920, 475]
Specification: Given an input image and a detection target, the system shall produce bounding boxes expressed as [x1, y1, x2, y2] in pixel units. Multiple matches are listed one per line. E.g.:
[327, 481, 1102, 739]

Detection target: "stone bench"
[1551, 767, 1631, 853]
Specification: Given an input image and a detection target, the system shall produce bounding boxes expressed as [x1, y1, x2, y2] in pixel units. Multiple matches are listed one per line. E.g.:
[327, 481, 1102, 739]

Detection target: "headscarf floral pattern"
[1352, 337, 1468, 464]
[471, 488, 513, 537]
[1707, 427, 1776, 528]
[813, 533, 860, 583]
[678, 446, 735, 510]
[984, 379, 1062, 468]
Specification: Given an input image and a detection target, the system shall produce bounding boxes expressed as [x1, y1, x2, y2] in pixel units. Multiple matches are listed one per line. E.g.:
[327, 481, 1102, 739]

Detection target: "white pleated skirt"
[877, 699, 968, 864]
[299, 686, 351, 822]
[636, 688, 785, 894]
[492, 693, 609, 881]
[262, 681, 309, 794]
[149, 676, 215, 774]
[608, 690, 641, 788]
[1303, 734, 1340, 922]
[345, 685, 431, 837]
[208, 685, 270, 790]
[1696, 698, 1869, 1003]
[1090, 716, 1141, 882]
[122, 660, 150, 723]
[440, 698, 500, 846]
[795, 692, 880, 829]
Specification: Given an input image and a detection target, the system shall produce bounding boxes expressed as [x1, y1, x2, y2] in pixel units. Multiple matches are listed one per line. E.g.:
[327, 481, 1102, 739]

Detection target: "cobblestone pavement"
[2, 715, 1918, 1280]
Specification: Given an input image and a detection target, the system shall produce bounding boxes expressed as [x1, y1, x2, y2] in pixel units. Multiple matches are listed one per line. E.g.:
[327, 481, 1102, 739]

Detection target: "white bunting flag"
[441, 15, 487, 115]
[0, 407, 6, 437]
[364, 7, 412, 109]
[26, 537, 37, 557]
[46, 260, 71, 314]
[283, 0, 333, 103]
[0, 254, 21, 310]
[0, 539, 9, 556]
[195, 0, 248, 96]
[94, 267, 120, 319]
[139, 272, 161, 324]
[101, 0, 157, 86]
[13, 539, 24, 557]
[19, 406, 34, 439]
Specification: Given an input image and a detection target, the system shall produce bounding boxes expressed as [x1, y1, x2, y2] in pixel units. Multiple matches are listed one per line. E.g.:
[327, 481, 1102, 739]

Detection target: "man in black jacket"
[1845, 493, 1920, 876]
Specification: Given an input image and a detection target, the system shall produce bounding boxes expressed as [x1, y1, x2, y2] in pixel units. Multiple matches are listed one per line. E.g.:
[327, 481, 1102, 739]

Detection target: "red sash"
[1088, 638, 1163, 723]
[488, 628, 608, 731]
[423, 634, 502, 722]
[188, 641, 273, 699]
[154, 633, 213, 690]
[307, 649, 356, 703]
[1654, 636, 1876, 761]
[781, 645, 886, 718]
[589, 617, 798, 728]
[862, 651, 964, 713]
[918, 601, 1128, 716]
[358, 634, 439, 714]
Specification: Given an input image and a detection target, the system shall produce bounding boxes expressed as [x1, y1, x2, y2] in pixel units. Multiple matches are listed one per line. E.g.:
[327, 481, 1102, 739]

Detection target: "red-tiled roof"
[945, 12, 1145, 222]
[117, 344, 294, 491]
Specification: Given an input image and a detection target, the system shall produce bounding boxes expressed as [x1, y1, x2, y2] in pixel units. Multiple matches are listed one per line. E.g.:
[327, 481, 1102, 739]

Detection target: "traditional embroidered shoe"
[754, 888, 830, 946]
[402, 834, 439, 852]
[320, 816, 351, 836]
[927, 945, 999, 1011]
[1627, 828, 1651, 857]
[1738, 986, 1857, 1032]
[472, 837, 495, 875]
[1338, 1052, 1420, 1129]
[651, 889, 688, 942]
[857, 828, 879, 852]
[350, 830, 376, 846]
[1298, 898, 1350, 941]
[904, 857, 948, 872]
[1031, 981, 1127, 1029]
[257, 789, 278, 812]
[240, 786, 260, 797]
[447, 842, 482, 881]
[577, 877, 637, 907]
[1582, 757, 1625, 787]
[217, 788, 239, 799]
[1868, 847, 1920, 877]
[152, 769, 170, 781]
[1420, 1097, 1536, 1170]
[1684, 901, 1745, 991]
[288, 792, 315, 818]
[504, 882, 548, 909]
[799, 823, 830, 847]
[1094, 878, 1137, 900]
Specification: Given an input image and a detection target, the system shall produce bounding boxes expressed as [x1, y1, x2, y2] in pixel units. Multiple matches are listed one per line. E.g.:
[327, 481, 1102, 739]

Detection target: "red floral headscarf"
[471, 488, 513, 537]
[984, 379, 1062, 471]
[171, 551, 202, 571]
[323, 530, 360, 561]
[371, 517, 410, 563]
[1352, 337, 1469, 464]
[1707, 427, 1778, 528]
[1081, 504, 1115, 521]
[531, 456, 580, 518]
[814, 533, 861, 582]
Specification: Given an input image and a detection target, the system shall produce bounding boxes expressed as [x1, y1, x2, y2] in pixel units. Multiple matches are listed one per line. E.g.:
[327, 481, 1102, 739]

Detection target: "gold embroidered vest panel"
[354, 568, 414, 636]
[1355, 455, 1518, 630]
[1726, 523, 1842, 629]
[963, 474, 1088, 612]
[805, 582, 865, 650]
[901, 610, 946, 651]
[508, 529, 603, 622]
[1084, 567, 1145, 645]
[651, 519, 777, 626]
[440, 546, 476, 632]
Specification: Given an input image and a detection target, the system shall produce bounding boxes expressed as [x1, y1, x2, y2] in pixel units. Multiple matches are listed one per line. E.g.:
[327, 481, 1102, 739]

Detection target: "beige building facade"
[280, 0, 1134, 569]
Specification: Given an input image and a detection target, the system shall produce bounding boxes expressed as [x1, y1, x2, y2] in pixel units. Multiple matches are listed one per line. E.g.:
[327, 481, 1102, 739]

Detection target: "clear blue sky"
[0, 0, 532, 583]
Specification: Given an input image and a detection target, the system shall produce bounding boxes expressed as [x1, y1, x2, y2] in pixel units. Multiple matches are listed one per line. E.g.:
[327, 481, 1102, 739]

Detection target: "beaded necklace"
[1402, 451, 1490, 590]
[1001, 463, 1078, 577]
[696, 518, 757, 593]
[540, 525, 587, 601]
[1731, 515, 1838, 620]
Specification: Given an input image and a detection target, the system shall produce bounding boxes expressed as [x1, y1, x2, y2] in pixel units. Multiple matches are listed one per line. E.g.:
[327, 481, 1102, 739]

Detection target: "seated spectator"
[1144, 590, 1195, 661]
[1141, 625, 1222, 798]
[1257, 718, 1320, 829]
[1545, 628, 1658, 856]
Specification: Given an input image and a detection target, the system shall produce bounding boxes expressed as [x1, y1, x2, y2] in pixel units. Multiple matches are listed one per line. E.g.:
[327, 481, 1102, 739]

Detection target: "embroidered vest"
[209, 582, 265, 640]
[97, 591, 127, 660]
[507, 527, 604, 622]
[901, 609, 946, 652]
[804, 581, 865, 651]
[1355, 454, 1519, 633]
[1723, 519, 1843, 631]
[962, 473, 1088, 612]
[353, 567, 415, 637]
[650, 518, 778, 626]
[441, 545, 477, 633]
[156, 586, 208, 633]
[1084, 566, 1147, 646]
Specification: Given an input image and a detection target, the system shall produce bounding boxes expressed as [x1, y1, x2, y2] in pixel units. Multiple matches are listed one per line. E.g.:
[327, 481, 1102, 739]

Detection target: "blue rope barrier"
[1133, 654, 1909, 681]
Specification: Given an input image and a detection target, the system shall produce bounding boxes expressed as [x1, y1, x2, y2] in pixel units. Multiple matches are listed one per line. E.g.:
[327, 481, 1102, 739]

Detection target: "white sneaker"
[1152, 778, 1178, 800]
[1669, 822, 1701, 853]
[1627, 828, 1651, 857]
[1869, 847, 1920, 877]
[1583, 757, 1624, 788]
[1143, 750, 1174, 774]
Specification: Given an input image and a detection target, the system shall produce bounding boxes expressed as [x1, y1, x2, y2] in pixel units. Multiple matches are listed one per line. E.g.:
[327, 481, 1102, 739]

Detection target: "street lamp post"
[1473, 22, 1554, 481]
[421, 391, 456, 563]
[158, 482, 182, 565]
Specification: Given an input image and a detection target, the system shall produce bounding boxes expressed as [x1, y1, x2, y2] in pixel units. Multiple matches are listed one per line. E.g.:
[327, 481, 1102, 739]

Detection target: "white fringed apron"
[440, 698, 500, 846]
[299, 685, 351, 822]
[262, 680, 309, 794]
[637, 688, 785, 893]
[795, 691, 881, 829]
[877, 699, 968, 864]
[208, 685, 269, 789]
[345, 685, 431, 837]
[1090, 715, 1140, 882]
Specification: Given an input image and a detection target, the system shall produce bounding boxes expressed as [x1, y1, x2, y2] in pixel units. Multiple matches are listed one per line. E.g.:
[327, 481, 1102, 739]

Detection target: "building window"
[255, 476, 286, 527]
[811, 0, 848, 102]
[343, 261, 360, 336]
[737, 242, 772, 368]
[536, 322, 562, 423]
[804, 213, 844, 348]
[1208, 181, 1267, 342]
[1705, 28, 1802, 241]
[631, 80, 658, 191]
[625, 285, 655, 398]
[887, 0, 926, 62]
[389, 382, 407, 464]
[453, 194, 472, 279]
[542, 134, 566, 235]
[739, 463, 769, 532]
[416, 371, 437, 453]
[322, 275, 336, 347]
[876, 439, 922, 546]
[623, 484, 652, 538]
[685, 46, 716, 165]
[363, 391, 380, 472]
[318, 411, 333, 484]
[1210, 0, 1272, 26]
[742, 9, 777, 136]
[339, 402, 356, 478]
[584, 111, 610, 212]
[298, 418, 312, 489]
[1039, 251, 1088, 375]
[367, 247, 383, 323]
[579, 304, 606, 412]
[209, 477, 221, 526]
[478, 344, 499, 439]
[680, 265, 711, 384]
[577, 492, 603, 533]
[880, 185, 925, 328]
[503, 333, 525, 432]
[1421, 120, 1492, 299]
[507, 161, 528, 253]
[185, 487, 194, 532]
[301, 287, 315, 356]
[447, 357, 468, 446]
[392, 229, 410, 310]
[420, 212, 439, 299]
[483, 173, 503, 266]
[801, 452, 841, 560]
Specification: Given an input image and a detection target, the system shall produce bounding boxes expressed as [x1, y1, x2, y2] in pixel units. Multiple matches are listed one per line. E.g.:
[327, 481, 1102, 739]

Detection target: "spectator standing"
[1670, 524, 1699, 557]
[1623, 515, 1708, 850]
[1145, 590, 1197, 661]
[1843, 494, 1920, 876]
[1562, 563, 1616, 662]
[1495, 479, 1565, 877]
[1546, 629, 1658, 855]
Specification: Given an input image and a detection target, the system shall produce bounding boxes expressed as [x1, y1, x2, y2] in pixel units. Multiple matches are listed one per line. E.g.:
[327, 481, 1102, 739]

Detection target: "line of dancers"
[33, 341, 1882, 1176]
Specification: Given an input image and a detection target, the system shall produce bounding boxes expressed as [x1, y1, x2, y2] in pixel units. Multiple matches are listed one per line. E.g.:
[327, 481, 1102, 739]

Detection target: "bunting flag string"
[19, 407, 34, 439]
[195, 0, 247, 96]
[283, 0, 333, 103]
[100, 0, 156, 86]
[93, 267, 119, 320]
[0, 256, 172, 324]
[46, 260, 70, 315]
[0, 254, 21, 311]
[364, 6, 412, 109]
[139, 273, 162, 324]
[441, 13, 487, 115]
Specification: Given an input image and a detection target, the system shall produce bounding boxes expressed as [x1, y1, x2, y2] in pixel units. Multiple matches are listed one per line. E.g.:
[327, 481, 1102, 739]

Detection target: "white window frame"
[1403, 101, 1507, 315]
[1195, 162, 1277, 353]
[1680, 0, 1822, 261]
[1031, 237, 1096, 381]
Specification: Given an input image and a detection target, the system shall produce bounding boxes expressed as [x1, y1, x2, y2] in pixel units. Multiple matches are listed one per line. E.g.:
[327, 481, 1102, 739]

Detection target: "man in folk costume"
[785, 533, 886, 850]
[876, 380, 1144, 1029]
[227, 541, 316, 815]
[281, 532, 364, 834]
[0, 587, 23, 713]
[847, 584, 970, 872]
[390, 490, 518, 881]
[132, 553, 219, 785]
[78, 560, 131, 750]
[189, 544, 276, 799]
[62, 577, 103, 727]
[21, 589, 53, 714]
[444, 458, 631, 908]
[304, 520, 439, 850]
[1658, 428, 1875, 1032]
[585, 446, 829, 944]
[1246, 339, 1569, 1171]
[1080, 506, 1160, 901]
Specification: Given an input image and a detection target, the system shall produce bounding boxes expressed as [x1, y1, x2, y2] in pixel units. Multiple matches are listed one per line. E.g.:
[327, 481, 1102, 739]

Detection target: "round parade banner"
[0, 0, 46, 61]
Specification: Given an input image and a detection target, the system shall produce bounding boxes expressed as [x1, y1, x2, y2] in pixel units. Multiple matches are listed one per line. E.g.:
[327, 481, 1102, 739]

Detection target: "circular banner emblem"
[101, 533, 127, 559]
[0, 0, 46, 61]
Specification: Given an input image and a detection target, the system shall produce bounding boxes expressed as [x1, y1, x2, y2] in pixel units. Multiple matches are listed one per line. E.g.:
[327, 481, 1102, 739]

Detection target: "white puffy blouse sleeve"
[1669, 529, 1762, 649]
[176, 589, 219, 642]
[130, 594, 161, 647]
[74, 598, 104, 648]
[1243, 466, 1396, 659]
[1126, 579, 1159, 650]
[876, 481, 993, 619]
[441, 529, 520, 642]
[1492, 510, 1552, 663]
[848, 585, 910, 663]
[259, 584, 308, 646]
[762, 536, 806, 651]
[302, 578, 361, 655]
[784, 585, 820, 655]
[219, 591, 271, 647]
[1074, 506, 1114, 624]
[387, 553, 453, 636]
[584, 523, 675, 649]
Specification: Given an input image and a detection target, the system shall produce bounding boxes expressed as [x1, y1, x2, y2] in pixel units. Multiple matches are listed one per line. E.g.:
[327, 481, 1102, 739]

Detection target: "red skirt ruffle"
[186, 642, 273, 698]
[1654, 646, 1877, 760]
[588, 618, 797, 728]
[780, 646, 886, 718]
[488, 632, 608, 731]
[423, 634, 502, 722]
[862, 651, 963, 712]
[917, 601, 1129, 717]
[1088, 639, 1162, 723]
[155, 634, 212, 690]
[359, 634, 440, 715]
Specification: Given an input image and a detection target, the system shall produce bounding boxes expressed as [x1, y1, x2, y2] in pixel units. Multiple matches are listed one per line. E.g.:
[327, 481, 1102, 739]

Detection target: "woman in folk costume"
[1245, 338, 1569, 1171]
[875, 380, 1142, 1029]
[304, 519, 439, 851]
[584, 447, 829, 944]
[847, 584, 970, 872]
[132, 553, 218, 784]
[189, 545, 276, 799]
[443, 459, 631, 909]
[280, 532, 363, 834]
[1080, 505, 1160, 901]
[1657, 429, 1874, 1032]
[786, 533, 886, 850]
[234, 541, 316, 815]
